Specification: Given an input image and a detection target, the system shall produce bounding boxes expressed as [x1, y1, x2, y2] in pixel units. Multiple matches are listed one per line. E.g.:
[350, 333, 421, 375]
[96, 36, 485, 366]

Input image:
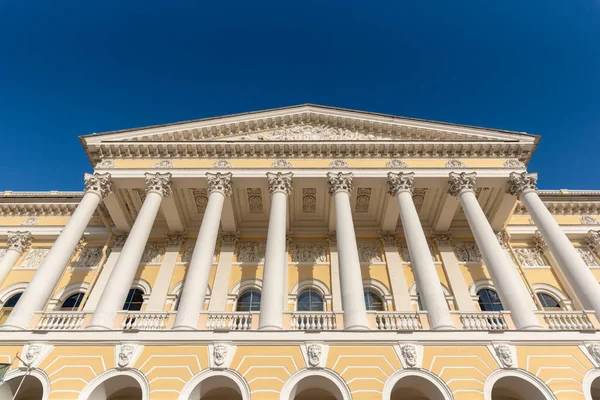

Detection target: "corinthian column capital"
[206, 172, 233, 196]
[327, 172, 353, 195]
[587, 230, 600, 255]
[507, 172, 538, 198]
[379, 231, 399, 247]
[145, 172, 172, 197]
[167, 232, 187, 247]
[266, 172, 293, 196]
[7, 231, 32, 253]
[84, 172, 113, 199]
[495, 230, 511, 249]
[534, 230, 549, 252]
[387, 172, 415, 196]
[448, 172, 477, 197]
[432, 232, 453, 248]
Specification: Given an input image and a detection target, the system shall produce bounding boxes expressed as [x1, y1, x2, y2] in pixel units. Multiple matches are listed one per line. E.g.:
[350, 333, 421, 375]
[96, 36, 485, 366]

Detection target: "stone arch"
[51, 281, 90, 310]
[280, 368, 351, 400]
[583, 369, 600, 400]
[178, 369, 250, 400]
[77, 368, 149, 400]
[0, 368, 50, 400]
[484, 369, 556, 400]
[363, 278, 393, 310]
[290, 279, 332, 310]
[531, 283, 572, 310]
[229, 279, 262, 309]
[0, 282, 28, 306]
[383, 369, 453, 400]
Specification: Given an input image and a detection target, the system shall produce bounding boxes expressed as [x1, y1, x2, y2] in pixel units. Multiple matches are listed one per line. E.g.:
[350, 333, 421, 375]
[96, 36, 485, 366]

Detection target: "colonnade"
[2, 170, 600, 331]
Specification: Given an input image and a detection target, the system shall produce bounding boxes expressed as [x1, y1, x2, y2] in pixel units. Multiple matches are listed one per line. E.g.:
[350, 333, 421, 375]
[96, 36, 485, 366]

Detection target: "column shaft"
[451, 172, 540, 329]
[3, 173, 111, 329]
[259, 172, 292, 330]
[89, 173, 170, 329]
[174, 182, 228, 329]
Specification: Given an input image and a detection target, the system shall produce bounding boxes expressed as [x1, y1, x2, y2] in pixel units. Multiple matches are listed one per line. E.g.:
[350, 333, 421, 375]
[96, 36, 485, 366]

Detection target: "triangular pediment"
[81, 104, 537, 144]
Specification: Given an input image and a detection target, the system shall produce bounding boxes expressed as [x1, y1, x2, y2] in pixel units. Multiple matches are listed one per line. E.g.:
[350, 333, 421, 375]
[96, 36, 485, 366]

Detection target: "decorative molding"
[114, 233, 128, 247]
[329, 159, 350, 169]
[412, 189, 427, 212]
[96, 159, 115, 168]
[7, 231, 32, 253]
[386, 159, 408, 168]
[167, 232, 187, 247]
[301, 342, 329, 369]
[291, 242, 327, 263]
[20, 343, 53, 369]
[581, 215, 600, 225]
[432, 232, 452, 248]
[379, 232, 398, 247]
[504, 159, 525, 168]
[507, 172, 538, 198]
[209, 343, 236, 369]
[533, 231, 548, 252]
[357, 242, 383, 263]
[144, 172, 172, 197]
[242, 125, 380, 141]
[395, 343, 423, 369]
[181, 241, 195, 263]
[20, 216, 39, 226]
[513, 247, 546, 267]
[236, 241, 266, 263]
[192, 188, 208, 213]
[576, 247, 599, 267]
[20, 248, 50, 268]
[267, 172, 293, 196]
[219, 233, 239, 247]
[355, 188, 371, 213]
[586, 343, 600, 366]
[587, 230, 600, 255]
[387, 172, 415, 196]
[73, 247, 104, 268]
[141, 243, 166, 264]
[446, 159, 466, 168]
[246, 188, 264, 213]
[84, 172, 113, 199]
[212, 160, 232, 168]
[454, 242, 483, 263]
[495, 230, 510, 249]
[493, 344, 516, 368]
[448, 172, 477, 196]
[327, 172, 353, 195]
[325, 233, 337, 246]
[515, 202, 600, 216]
[153, 159, 173, 168]
[115, 343, 143, 369]
[302, 188, 316, 213]
[271, 159, 293, 168]
[206, 172, 233, 196]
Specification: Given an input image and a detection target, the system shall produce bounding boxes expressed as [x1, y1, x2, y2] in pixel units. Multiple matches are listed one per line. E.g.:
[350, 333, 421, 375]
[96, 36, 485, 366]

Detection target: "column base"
[85, 324, 111, 330]
[258, 325, 283, 331]
[518, 324, 544, 330]
[344, 324, 370, 331]
[431, 324, 457, 331]
[172, 325, 197, 331]
[0, 324, 25, 331]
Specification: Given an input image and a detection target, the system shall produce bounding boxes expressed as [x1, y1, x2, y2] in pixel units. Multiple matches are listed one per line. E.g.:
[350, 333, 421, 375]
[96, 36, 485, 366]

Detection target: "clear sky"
[0, 1, 598, 191]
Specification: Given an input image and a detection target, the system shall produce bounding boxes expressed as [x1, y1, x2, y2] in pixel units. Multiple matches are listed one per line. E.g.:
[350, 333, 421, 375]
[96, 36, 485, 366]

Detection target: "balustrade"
[458, 312, 509, 330]
[538, 311, 595, 330]
[371, 312, 423, 330]
[36, 312, 87, 330]
[290, 312, 337, 330]
[120, 312, 171, 330]
[205, 312, 253, 331]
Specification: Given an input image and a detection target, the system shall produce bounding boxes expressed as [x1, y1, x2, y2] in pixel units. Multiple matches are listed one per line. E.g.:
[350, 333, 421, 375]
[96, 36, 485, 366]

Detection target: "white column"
[379, 232, 412, 311]
[146, 232, 186, 311]
[0, 231, 32, 287]
[449, 172, 541, 329]
[327, 172, 369, 330]
[83, 234, 127, 311]
[208, 234, 239, 311]
[2, 173, 113, 330]
[88, 172, 171, 329]
[326, 234, 343, 312]
[259, 172, 293, 330]
[388, 172, 454, 329]
[431, 232, 475, 312]
[174, 173, 232, 329]
[509, 172, 600, 319]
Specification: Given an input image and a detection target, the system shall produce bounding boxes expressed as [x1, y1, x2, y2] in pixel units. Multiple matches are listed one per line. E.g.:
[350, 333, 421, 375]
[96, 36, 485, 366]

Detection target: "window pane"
[61, 293, 85, 311]
[477, 289, 503, 312]
[237, 290, 261, 311]
[297, 289, 324, 311]
[537, 293, 561, 309]
[3, 293, 22, 308]
[364, 290, 384, 311]
[123, 288, 145, 311]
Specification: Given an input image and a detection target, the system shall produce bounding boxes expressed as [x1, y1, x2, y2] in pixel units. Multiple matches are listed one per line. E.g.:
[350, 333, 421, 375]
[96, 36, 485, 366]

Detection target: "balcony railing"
[289, 312, 337, 330]
[204, 312, 254, 331]
[119, 312, 172, 330]
[456, 312, 509, 330]
[537, 311, 595, 330]
[370, 312, 424, 330]
[36, 312, 89, 330]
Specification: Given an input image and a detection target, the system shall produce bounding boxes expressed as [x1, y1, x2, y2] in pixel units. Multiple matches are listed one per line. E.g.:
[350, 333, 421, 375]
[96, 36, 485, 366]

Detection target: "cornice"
[1, 191, 84, 198]
[515, 201, 600, 215]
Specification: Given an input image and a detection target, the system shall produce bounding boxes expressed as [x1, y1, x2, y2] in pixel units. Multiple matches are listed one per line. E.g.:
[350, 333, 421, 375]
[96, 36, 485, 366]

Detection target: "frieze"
[212, 160, 232, 168]
[515, 202, 600, 216]
[271, 159, 293, 168]
[400, 243, 435, 263]
[513, 247, 547, 267]
[454, 242, 483, 263]
[357, 242, 383, 263]
[141, 243, 166, 264]
[241, 125, 381, 141]
[153, 159, 174, 168]
[576, 247, 599, 267]
[20, 248, 50, 268]
[291, 242, 327, 263]
[73, 247, 105, 268]
[236, 241, 266, 263]
[581, 215, 600, 225]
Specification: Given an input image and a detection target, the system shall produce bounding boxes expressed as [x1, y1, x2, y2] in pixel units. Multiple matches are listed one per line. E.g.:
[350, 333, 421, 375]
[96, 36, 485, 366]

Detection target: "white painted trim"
[583, 369, 600, 400]
[131, 278, 152, 296]
[483, 369, 557, 400]
[178, 369, 250, 400]
[1, 368, 50, 400]
[382, 369, 453, 400]
[229, 279, 262, 297]
[469, 279, 496, 297]
[0, 282, 27, 305]
[77, 368, 150, 400]
[280, 368, 352, 400]
[363, 278, 392, 311]
[532, 283, 572, 310]
[51, 282, 90, 311]
[289, 279, 331, 297]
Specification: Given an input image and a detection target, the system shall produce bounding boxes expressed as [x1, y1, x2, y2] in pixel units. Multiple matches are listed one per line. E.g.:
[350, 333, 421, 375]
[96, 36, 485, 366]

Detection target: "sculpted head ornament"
[307, 344, 322, 367]
[495, 344, 514, 368]
[118, 344, 135, 368]
[206, 172, 233, 196]
[213, 344, 228, 366]
[25, 344, 42, 364]
[588, 343, 600, 364]
[84, 172, 113, 199]
[401, 344, 418, 368]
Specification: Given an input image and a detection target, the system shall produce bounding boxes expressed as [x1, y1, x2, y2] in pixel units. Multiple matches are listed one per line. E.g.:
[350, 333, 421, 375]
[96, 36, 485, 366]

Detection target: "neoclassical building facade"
[0, 105, 599, 400]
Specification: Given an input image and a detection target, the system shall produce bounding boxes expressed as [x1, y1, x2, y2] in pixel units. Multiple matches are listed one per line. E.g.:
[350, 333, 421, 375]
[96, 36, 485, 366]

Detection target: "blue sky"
[0, 1, 598, 191]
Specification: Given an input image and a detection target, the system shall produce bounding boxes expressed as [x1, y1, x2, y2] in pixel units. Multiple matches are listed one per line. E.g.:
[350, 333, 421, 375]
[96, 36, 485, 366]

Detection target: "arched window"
[122, 288, 145, 311]
[477, 288, 503, 311]
[537, 292, 561, 310]
[364, 290, 385, 311]
[416, 293, 423, 311]
[3, 293, 22, 308]
[60, 293, 85, 311]
[236, 290, 261, 311]
[297, 289, 324, 312]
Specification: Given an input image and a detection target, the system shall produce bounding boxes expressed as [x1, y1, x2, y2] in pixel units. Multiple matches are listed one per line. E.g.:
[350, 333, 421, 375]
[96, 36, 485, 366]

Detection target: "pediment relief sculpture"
[236, 242, 266, 263]
[291, 243, 327, 263]
[358, 242, 383, 263]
